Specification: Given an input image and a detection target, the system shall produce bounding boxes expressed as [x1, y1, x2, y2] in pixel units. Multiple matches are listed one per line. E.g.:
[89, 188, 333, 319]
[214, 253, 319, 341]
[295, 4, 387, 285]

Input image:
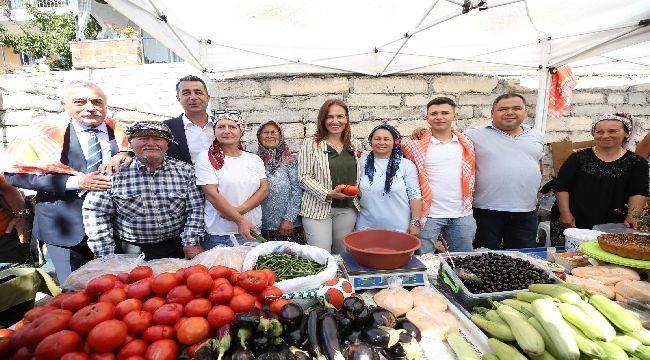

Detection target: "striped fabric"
[298, 137, 361, 220]
[86, 129, 103, 172]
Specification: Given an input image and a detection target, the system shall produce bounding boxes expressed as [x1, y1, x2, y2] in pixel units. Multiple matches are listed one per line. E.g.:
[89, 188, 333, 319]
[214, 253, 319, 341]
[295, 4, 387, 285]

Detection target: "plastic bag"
[241, 241, 337, 293]
[190, 246, 250, 270]
[63, 254, 144, 290]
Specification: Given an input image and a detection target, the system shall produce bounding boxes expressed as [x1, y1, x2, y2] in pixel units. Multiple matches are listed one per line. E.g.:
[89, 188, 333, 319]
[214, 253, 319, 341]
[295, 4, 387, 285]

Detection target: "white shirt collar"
[430, 133, 459, 145]
[182, 113, 213, 129]
[70, 118, 108, 134]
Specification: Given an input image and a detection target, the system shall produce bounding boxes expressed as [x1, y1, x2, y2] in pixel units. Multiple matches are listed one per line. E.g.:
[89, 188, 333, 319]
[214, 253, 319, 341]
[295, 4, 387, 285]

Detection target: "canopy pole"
[534, 37, 552, 134]
[379, 0, 440, 75]
[144, 0, 205, 71]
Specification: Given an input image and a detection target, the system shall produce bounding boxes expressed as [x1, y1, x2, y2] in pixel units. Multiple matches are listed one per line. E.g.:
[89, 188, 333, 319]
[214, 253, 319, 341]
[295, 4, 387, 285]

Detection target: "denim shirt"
[261, 161, 302, 230]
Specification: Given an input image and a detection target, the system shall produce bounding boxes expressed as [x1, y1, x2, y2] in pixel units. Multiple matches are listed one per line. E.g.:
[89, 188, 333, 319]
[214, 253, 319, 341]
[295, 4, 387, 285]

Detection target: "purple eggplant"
[319, 313, 345, 360]
[347, 342, 380, 360]
[368, 308, 396, 328]
[395, 319, 421, 342]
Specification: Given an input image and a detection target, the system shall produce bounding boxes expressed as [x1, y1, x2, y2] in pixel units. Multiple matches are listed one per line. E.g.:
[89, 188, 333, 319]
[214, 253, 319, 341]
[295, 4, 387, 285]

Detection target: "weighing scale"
[340, 252, 428, 291]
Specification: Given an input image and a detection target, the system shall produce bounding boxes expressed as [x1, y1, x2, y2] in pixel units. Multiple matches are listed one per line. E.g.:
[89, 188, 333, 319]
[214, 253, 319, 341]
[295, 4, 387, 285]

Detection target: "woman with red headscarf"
[195, 110, 269, 248]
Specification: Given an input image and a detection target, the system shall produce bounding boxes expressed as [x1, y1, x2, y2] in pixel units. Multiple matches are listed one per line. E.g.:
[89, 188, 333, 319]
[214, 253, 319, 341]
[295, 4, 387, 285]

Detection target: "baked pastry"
[597, 233, 650, 260]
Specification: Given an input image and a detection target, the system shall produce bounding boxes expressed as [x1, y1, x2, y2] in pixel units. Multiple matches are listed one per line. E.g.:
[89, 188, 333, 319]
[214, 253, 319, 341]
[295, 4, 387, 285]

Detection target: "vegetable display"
[446, 252, 554, 294]
[254, 253, 327, 281]
[463, 283, 648, 360]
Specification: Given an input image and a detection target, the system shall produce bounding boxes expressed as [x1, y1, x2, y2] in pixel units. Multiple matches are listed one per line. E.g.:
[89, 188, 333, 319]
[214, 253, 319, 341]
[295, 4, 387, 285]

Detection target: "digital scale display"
[340, 252, 428, 291]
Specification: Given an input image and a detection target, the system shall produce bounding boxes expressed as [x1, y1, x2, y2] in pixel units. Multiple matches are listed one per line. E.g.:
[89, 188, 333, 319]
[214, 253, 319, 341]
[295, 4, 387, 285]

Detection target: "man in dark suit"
[4, 81, 127, 283]
[106, 75, 213, 167]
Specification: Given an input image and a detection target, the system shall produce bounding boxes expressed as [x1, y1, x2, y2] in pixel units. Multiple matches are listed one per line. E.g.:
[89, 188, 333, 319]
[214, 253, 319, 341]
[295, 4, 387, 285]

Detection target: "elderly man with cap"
[83, 121, 205, 260]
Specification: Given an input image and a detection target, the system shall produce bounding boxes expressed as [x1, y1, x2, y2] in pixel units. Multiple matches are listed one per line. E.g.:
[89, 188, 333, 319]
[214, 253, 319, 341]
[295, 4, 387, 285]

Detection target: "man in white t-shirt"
[402, 97, 477, 254]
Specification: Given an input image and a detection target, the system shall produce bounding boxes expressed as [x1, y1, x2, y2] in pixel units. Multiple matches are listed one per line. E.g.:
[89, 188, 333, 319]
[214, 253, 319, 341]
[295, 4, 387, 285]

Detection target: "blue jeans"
[418, 215, 476, 254]
[202, 234, 246, 249]
[473, 208, 538, 250]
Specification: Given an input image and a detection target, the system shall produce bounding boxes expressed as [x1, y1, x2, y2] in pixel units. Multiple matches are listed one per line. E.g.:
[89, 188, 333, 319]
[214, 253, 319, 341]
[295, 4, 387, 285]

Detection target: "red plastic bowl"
[342, 229, 421, 270]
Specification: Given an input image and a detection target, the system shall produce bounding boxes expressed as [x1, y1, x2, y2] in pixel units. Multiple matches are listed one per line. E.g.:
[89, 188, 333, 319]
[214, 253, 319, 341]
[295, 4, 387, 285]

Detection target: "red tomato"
[70, 302, 116, 335]
[258, 286, 283, 304]
[13, 320, 24, 331]
[166, 285, 194, 305]
[61, 292, 90, 312]
[175, 317, 209, 345]
[212, 277, 229, 288]
[269, 298, 290, 314]
[115, 298, 143, 319]
[142, 297, 166, 314]
[144, 339, 178, 360]
[117, 273, 130, 284]
[117, 339, 147, 360]
[228, 271, 240, 285]
[261, 269, 276, 286]
[183, 264, 208, 279]
[22, 309, 73, 348]
[340, 184, 359, 196]
[87, 319, 128, 353]
[85, 274, 117, 296]
[89, 353, 117, 360]
[254, 300, 263, 311]
[207, 305, 235, 328]
[208, 266, 234, 280]
[123, 357, 144, 360]
[151, 273, 178, 296]
[122, 311, 153, 334]
[0, 329, 14, 359]
[141, 325, 175, 343]
[186, 272, 212, 293]
[208, 282, 234, 305]
[237, 270, 269, 293]
[184, 298, 212, 317]
[126, 278, 153, 300]
[233, 286, 246, 296]
[34, 330, 81, 360]
[47, 293, 70, 308]
[230, 293, 256, 313]
[23, 306, 56, 323]
[173, 269, 185, 284]
[10, 346, 33, 360]
[99, 287, 127, 305]
[128, 266, 153, 283]
[114, 281, 127, 289]
[61, 352, 90, 360]
[152, 304, 182, 325]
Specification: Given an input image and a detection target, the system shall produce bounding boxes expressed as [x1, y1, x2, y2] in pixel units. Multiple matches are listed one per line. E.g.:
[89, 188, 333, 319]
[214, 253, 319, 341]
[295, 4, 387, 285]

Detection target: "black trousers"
[118, 237, 184, 260]
[473, 208, 538, 250]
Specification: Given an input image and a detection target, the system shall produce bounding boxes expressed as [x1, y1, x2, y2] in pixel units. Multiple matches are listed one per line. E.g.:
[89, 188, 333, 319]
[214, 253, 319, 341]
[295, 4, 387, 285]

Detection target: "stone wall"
[0, 62, 648, 180]
[70, 38, 142, 69]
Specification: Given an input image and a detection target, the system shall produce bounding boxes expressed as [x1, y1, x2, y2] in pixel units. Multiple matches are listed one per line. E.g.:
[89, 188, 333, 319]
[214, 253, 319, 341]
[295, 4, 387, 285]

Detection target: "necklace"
[327, 141, 344, 153]
[593, 146, 624, 162]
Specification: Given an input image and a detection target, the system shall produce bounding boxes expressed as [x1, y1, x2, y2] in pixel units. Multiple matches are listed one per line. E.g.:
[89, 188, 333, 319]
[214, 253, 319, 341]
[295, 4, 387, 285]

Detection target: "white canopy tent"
[103, 0, 650, 131]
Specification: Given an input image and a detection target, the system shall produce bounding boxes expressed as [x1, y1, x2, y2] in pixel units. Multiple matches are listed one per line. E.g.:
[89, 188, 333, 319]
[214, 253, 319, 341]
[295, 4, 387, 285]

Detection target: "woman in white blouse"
[195, 110, 268, 247]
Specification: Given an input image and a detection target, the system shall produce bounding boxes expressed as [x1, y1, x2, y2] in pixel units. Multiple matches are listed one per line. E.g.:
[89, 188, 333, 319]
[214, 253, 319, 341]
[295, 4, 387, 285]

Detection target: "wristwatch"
[410, 219, 421, 227]
[12, 208, 31, 219]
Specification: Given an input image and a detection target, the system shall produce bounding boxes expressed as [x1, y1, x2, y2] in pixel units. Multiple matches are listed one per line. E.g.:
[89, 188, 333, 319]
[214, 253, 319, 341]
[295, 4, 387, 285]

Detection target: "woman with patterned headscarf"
[195, 110, 269, 248]
[256, 120, 304, 243]
[356, 124, 422, 235]
[550, 113, 648, 243]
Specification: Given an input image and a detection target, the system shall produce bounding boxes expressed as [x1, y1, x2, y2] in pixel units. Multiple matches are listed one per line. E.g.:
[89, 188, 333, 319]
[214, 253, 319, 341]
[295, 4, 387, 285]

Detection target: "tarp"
[104, 0, 650, 78]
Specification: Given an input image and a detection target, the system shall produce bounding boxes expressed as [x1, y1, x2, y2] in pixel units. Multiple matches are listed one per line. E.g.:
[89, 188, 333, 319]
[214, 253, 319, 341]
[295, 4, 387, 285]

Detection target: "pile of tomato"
[0, 264, 287, 360]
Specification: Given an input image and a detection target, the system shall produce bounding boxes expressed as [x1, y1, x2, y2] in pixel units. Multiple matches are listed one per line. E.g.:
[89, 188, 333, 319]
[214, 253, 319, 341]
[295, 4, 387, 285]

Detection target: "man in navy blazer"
[5, 81, 124, 283]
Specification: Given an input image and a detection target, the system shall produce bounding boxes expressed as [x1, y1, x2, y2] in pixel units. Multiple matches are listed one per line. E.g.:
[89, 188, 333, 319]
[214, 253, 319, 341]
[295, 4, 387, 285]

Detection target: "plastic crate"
[437, 250, 564, 310]
[510, 246, 565, 260]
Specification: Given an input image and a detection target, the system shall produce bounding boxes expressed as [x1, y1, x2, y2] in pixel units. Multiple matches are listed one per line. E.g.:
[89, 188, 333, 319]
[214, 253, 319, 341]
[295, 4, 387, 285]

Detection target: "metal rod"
[379, 0, 441, 75]
[534, 37, 551, 134]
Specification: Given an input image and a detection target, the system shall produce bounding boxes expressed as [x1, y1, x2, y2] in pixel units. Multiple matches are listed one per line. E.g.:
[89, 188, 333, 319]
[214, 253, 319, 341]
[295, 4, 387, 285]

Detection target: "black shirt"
[551, 148, 649, 229]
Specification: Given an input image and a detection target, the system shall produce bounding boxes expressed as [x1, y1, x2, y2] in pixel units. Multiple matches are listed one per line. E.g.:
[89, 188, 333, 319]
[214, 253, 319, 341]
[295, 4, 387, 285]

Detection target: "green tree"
[0, 4, 101, 70]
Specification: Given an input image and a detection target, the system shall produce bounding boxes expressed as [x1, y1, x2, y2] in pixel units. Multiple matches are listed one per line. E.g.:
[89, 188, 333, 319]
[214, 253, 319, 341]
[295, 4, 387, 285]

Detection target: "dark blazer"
[164, 115, 193, 165]
[5, 121, 119, 247]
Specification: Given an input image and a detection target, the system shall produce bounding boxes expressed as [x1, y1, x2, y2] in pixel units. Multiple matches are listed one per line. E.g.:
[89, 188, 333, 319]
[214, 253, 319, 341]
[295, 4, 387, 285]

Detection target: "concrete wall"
[70, 38, 142, 69]
[0, 63, 648, 180]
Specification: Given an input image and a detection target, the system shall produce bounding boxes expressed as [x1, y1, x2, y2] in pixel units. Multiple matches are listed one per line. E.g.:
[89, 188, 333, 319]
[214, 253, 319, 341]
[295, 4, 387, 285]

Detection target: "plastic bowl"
[342, 229, 421, 270]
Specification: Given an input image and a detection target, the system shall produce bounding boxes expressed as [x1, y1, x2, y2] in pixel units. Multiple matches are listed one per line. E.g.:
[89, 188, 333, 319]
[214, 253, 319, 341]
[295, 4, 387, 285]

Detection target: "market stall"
[1, 225, 648, 359]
